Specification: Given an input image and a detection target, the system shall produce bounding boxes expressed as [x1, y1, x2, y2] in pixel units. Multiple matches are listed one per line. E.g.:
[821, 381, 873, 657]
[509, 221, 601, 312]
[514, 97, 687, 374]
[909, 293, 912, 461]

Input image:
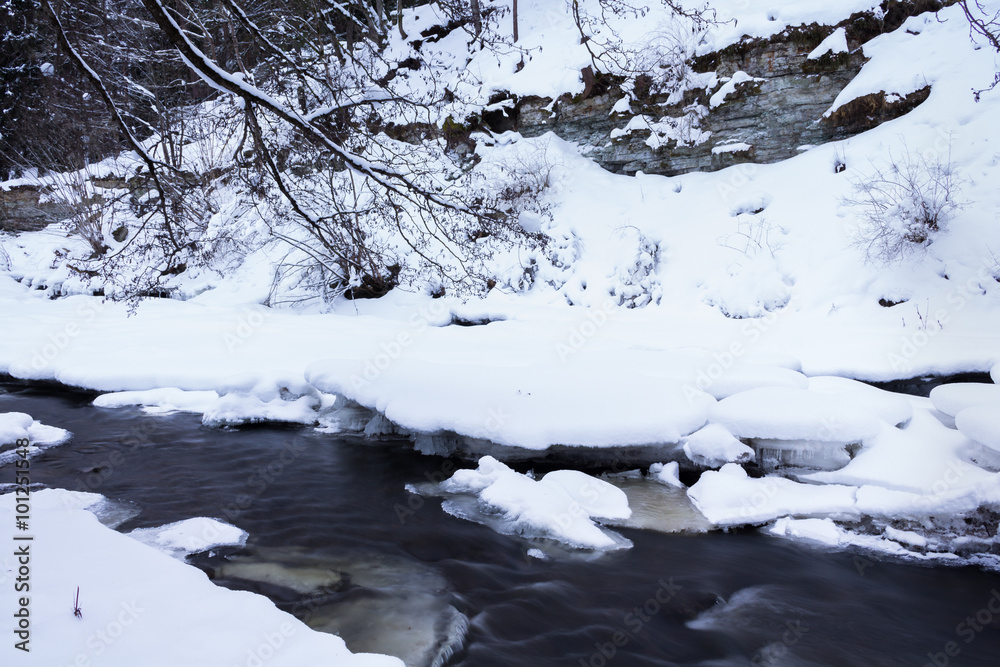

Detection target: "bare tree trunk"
[396, 0, 406, 39]
[470, 0, 482, 36]
[375, 0, 386, 37]
[512, 0, 518, 42]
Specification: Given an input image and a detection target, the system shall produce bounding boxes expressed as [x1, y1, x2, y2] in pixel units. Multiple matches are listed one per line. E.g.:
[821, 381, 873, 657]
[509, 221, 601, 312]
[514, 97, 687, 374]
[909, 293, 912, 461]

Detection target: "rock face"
[505, 6, 941, 176]
[0, 185, 75, 232]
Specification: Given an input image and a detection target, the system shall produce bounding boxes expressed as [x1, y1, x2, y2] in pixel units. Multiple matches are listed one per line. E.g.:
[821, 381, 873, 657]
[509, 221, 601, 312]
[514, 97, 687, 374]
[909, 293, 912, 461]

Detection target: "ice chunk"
[955, 405, 1000, 452]
[0, 411, 71, 464]
[930, 383, 1000, 417]
[711, 387, 880, 442]
[439, 456, 631, 550]
[649, 461, 684, 488]
[129, 517, 248, 559]
[682, 423, 755, 468]
[94, 387, 219, 413]
[203, 373, 322, 426]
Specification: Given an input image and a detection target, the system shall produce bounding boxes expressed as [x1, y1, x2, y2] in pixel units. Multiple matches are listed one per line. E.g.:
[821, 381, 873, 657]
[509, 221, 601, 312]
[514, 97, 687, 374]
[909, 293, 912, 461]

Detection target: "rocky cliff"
[499, 2, 944, 176]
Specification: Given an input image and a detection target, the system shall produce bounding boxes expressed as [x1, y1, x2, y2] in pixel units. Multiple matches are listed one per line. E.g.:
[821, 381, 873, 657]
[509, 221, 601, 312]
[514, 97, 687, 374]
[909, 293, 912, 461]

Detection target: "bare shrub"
[843, 142, 964, 264]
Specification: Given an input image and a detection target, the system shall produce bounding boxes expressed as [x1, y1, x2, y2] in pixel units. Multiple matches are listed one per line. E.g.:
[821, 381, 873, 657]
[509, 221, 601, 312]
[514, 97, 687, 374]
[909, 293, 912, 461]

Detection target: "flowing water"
[2, 381, 1000, 666]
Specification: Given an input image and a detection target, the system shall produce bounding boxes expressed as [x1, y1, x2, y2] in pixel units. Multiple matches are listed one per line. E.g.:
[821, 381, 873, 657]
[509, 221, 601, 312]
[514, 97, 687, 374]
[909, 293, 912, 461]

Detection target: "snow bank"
[711, 387, 881, 442]
[437, 456, 631, 550]
[0, 488, 402, 666]
[929, 383, 1000, 417]
[955, 406, 1000, 452]
[687, 463, 858, 525]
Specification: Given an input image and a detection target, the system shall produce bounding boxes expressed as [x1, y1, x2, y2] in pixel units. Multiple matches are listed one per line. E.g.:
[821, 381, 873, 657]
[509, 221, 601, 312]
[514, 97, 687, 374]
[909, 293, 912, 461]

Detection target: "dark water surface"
[2, 382, 1000, 666]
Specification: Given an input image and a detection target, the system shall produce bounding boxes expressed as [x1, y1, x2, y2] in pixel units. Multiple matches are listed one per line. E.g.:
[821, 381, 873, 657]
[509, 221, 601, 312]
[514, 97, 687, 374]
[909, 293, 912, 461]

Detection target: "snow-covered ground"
[1, 0, 1000, 649]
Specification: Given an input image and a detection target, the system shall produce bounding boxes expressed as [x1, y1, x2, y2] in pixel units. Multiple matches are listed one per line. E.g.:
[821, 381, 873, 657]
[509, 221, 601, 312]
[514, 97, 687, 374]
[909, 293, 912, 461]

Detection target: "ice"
[0, 411, 71, 464]
[438, 456, 632, 550]
[0, 488, 402, 666]
[308, 351, 717, 450]
[807, 27, 849, 59]
[650, 461, 684, 488]
[94, 387, 219, 413]
[203, 374, 325, 427]
[605, 477, 713, 533]
[128, 517, 248, 559]
[682, 423, 755, 468]
[955, 406, 1000, 452]
[711, 387, 881, 442]
[767, 518, 962, 564]
[929, 382, 1000, 417]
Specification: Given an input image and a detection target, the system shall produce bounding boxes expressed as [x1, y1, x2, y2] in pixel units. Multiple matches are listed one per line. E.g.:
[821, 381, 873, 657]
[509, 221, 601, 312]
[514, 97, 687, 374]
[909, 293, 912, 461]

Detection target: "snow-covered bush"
[844, 143, 964, 264]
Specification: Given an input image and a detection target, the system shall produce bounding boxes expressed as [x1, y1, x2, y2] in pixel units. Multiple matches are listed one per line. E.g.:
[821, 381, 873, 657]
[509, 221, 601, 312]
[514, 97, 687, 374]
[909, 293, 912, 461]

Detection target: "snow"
[711, 142, 753, 154]
[711, 387, 881, 442]
[128, 517, 248, 560]
[767, 517, 955, 561]
[682, 423, 754, 468]
[649, 461, 684, 488]
[955, 405, 1000, 452]
[437, 456, 632, 550]
[929, 382, 1000, 416]
[0, 0, 999, 567]
[687, 463, 858, 526]
[0, 412, 71, 464]
[94, 388, 220, 414]
[0, 488, 402, 666]
[807, 27, 849, 60]
[709, 71, 758, 108]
